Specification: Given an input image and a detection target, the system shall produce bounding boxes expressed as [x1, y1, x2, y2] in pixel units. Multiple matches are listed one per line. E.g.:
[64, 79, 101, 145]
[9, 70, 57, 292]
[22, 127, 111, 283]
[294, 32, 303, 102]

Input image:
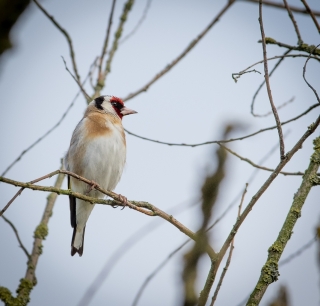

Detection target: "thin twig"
[259, 0, 285, 159]
[251, 50, 292, 117]
[283, 0, 303, 45]
[120, 0, 152, 45]
[96, 0, 117, 88]
[218, 143, 318, 176]
[232, 69, 261, 83]
[122, 0, 236, 102]
[300, 0, 320, 33]
[33, 0, 81, 82]
[1, 215, 30, 259]
[1, 60, 96, 177]
[241, 0, 320, 16]
[233, 53, 319, 84]
[302, 44, 320, 104]
[124, 102, 319, 147]
[210, 184, 248, 305]
[61, 56, 91, 102]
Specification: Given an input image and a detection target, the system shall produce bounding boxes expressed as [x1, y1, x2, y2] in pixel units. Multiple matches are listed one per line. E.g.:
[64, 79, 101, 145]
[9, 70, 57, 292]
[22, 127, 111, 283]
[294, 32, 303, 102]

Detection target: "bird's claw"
[85, 180, 98, 195]
[118, 194, 128, 210]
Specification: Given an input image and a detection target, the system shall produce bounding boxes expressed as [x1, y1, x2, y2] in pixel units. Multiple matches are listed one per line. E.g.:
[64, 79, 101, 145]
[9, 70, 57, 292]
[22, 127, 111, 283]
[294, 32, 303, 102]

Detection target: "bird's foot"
[118, 194, 128, 210]
[85, 180, 99, 195]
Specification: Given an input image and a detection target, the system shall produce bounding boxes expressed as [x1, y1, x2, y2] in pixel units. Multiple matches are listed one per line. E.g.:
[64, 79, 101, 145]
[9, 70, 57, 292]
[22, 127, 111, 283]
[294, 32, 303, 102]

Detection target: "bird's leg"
[118, 194, 128, 210]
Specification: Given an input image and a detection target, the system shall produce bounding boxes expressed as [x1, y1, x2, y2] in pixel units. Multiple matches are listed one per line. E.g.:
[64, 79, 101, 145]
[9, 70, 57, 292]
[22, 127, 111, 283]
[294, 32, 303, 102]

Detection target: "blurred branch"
[0, 163, 65, 306]
[183, 126, 230, 306]
[119, 0, 152, 45]
[282, 0, 303, 45]
[1, 215, 30, 259]
[0, 60, 96, 177]
[94, 0, 135, 98]
[268, 285, 290, 306]
[0, 170, 216, 258]
[241, 0, 320, 16]
[260, 38, 320, 56]
[300, 0, 320, 33]
[219, 143, 319, 176]
[247, 136, 320, 305]
[0, 0, 31, 56]
[210, 184, 247, 306]
[259, 0, 285, 159]
[124, 102, 319, 147]
[122, 0, 236, 102]
[33, 0, 81, 83]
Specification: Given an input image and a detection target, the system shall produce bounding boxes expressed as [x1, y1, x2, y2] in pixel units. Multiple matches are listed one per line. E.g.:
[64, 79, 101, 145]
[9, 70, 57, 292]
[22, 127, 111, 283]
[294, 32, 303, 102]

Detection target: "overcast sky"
[0, 1, 320, 306]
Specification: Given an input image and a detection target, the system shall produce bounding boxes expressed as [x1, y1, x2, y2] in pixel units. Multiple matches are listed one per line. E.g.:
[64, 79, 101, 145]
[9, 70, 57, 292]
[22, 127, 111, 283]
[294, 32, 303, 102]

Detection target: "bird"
[64, 95, 137, 256]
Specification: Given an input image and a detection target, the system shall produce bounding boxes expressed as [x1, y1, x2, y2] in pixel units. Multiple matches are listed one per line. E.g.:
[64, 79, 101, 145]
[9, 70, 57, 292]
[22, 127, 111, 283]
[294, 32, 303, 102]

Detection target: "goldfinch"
[64, 95, 137, 256]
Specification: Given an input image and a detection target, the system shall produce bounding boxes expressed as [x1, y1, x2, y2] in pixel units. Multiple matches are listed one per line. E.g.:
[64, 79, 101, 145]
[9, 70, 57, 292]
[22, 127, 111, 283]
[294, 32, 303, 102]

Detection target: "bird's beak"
[120, 106, 138, 116]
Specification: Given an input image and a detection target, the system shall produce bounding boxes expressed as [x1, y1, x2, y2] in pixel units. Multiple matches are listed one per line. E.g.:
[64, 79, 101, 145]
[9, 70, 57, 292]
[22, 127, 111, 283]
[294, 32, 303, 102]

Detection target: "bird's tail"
[71, 226, 86, 256]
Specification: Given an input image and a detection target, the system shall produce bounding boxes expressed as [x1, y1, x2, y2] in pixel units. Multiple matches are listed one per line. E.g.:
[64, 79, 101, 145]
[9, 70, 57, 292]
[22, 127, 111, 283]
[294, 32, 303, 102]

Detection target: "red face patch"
[110, 96, 124, 119]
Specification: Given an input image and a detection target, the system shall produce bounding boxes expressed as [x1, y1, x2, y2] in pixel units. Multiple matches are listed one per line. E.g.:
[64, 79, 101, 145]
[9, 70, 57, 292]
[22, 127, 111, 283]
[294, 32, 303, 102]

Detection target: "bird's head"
[93, 95, 137, 119]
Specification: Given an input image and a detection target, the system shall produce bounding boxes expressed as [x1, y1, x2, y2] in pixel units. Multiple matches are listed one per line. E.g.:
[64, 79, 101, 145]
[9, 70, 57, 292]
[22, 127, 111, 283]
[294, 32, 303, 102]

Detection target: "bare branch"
[282, 0, 303, 45]
[124, 102, 319, 147]
[300, 0, 320, 33]
[210, 184, 247, 305]
[259, 0, 285, 159]
[94, 0, 135, 97]
[33, 0, 81, 82]
[122, 0, 236, 102]
[1, 215, 30, 259]
[241, 0, 320, 16]
[97, 0, 117, 82]
[119, 0, 152, 45]
[247, 136, 320, 305]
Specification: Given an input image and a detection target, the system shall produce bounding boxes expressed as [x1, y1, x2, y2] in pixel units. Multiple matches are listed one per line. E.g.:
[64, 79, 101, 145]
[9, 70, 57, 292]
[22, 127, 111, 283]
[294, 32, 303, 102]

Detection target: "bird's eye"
[111, 102, 123, 109]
